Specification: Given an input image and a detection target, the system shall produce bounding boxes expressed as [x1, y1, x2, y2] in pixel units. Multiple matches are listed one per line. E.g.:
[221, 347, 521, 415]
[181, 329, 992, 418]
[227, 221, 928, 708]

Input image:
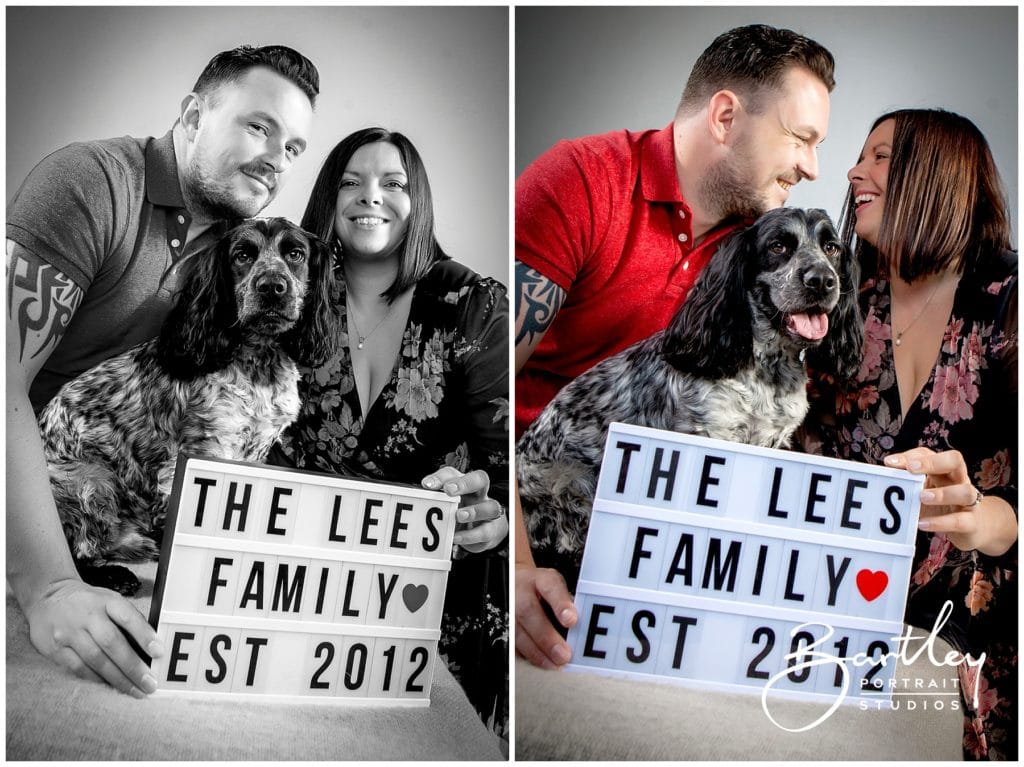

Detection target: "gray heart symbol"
[402, 583, 429, 613]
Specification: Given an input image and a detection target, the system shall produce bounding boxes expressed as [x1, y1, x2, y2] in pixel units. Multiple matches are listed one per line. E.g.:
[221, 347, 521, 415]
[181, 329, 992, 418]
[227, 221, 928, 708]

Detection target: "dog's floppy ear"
[156, 237, 238, 378]
[661, 226, 753, 377]
[805, 217, 864, 381]
[280, 233, 340, 367]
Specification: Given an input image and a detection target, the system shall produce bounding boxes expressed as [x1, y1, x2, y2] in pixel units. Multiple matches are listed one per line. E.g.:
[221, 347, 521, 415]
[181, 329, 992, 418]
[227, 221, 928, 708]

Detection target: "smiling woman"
[335, 142, 412, 262]
[269, 127, 510, 737]
[803, 109, 1017, 760]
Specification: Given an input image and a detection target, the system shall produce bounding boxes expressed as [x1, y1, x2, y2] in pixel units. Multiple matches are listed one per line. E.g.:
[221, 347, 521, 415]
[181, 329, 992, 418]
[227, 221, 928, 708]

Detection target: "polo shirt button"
[677, 233, 689, 243]
[177, 215, 186, 225]
[170, 238, 181, 248]
[678, 210, 686, 219]
[683, 261, 690, 270]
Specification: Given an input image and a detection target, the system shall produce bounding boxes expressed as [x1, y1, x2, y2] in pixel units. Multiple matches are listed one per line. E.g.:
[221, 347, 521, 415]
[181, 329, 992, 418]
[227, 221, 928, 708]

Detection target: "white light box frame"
[148, 454, 457, 706]
[566, 423, 924, 706]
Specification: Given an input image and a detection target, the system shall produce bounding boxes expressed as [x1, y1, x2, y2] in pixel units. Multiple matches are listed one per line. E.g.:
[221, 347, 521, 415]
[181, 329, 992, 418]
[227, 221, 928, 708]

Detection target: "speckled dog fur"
[40, 217, 337, 570]
[517, 208, 864, 585]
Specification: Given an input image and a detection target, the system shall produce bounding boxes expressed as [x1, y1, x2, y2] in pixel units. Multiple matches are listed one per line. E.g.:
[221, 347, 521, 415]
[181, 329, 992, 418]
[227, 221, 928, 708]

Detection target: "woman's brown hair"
[301, 127, 449, 303]
[840, 109, 1012, 281]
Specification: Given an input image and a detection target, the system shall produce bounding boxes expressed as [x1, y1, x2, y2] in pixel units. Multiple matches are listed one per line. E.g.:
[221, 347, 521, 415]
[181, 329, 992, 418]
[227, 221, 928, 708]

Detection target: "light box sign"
[148, 454, 457, 706]
[566, 423, 924, 705]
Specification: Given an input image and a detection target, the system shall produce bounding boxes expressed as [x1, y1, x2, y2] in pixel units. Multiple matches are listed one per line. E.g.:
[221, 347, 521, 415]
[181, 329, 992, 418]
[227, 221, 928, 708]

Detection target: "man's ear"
[180, 92, 202, 139]
[706, 90, 741, 145]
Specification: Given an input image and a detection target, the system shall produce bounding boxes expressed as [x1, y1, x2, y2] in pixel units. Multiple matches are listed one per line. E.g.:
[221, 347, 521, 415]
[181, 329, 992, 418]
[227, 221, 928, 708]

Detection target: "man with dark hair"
[192, 44, 320, 106]
[6, 44, 319, 696]
[514, 24, 835, 669]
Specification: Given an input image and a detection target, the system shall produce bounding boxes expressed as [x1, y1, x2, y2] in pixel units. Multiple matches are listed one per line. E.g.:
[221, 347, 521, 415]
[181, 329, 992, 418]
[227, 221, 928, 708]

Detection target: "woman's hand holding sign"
[886, 447, 1017, 556]
[422, 467, 508, 554]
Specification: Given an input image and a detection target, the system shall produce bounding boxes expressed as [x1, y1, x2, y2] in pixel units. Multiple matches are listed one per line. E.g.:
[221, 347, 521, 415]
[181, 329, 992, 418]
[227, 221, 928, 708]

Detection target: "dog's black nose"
[802, 266, 836, 293]
[256, 274, 288, 296]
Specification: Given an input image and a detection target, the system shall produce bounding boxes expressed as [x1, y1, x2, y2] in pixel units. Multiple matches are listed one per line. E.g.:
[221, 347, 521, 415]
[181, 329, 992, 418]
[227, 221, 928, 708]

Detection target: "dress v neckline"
[881, 277, 957, 429]
[346, 286, 417, 424]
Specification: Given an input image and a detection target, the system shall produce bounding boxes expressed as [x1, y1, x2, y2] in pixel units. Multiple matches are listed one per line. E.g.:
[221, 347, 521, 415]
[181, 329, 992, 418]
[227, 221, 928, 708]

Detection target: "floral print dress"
[804, 250, 1017, 760]
[272, 258, 509, 739]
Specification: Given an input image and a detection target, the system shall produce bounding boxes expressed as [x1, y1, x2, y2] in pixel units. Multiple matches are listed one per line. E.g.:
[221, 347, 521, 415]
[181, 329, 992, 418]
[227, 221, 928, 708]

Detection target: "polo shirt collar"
[640, 123, 683, 204]
[145, 130, 186, 209]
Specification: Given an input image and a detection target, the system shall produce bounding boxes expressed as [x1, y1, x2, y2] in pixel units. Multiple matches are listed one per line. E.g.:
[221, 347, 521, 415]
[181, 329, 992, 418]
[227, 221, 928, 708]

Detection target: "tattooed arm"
[514, 261, 566, 374]
[512, 261, 577, 668]
[6, 240, 163, 696]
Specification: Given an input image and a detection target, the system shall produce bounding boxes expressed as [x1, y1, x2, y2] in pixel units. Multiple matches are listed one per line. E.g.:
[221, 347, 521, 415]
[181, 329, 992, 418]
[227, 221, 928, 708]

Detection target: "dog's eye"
[285, 248, 307, 263]
[823, 242, 841, 257]
[768, 241, 788, 255]
[232, 251, 254, 264]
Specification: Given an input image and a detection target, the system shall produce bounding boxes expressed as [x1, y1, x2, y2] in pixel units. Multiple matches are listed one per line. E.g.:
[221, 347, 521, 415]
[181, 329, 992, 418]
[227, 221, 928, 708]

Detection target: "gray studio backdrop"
[516, 6, 1018, 244]
[6, 6, 509, 284]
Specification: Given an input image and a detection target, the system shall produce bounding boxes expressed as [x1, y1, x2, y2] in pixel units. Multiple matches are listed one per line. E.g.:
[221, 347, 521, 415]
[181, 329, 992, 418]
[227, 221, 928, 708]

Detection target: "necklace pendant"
[357, 338, 365, 350]
[894, 336, 902, 347]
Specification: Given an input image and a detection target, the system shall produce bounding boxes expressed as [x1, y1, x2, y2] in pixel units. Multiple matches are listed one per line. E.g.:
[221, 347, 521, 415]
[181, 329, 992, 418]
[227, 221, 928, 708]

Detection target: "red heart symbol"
[856, 569, 889, 601]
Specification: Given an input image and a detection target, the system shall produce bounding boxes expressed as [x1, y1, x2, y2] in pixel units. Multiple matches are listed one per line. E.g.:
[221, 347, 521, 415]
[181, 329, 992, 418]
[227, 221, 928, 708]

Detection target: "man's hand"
[514, 480, 577, 668]
[514, 562, 577, 669]
[24, 577, 164, 697]
[513, 261, 575, 667]
[6, 241, 166, 696]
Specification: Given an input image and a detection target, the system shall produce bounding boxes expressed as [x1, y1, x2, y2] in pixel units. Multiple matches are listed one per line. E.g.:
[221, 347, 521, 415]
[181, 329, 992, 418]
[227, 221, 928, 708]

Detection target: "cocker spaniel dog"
[517, 208, 863, 588]
[39, 217, 338, 594]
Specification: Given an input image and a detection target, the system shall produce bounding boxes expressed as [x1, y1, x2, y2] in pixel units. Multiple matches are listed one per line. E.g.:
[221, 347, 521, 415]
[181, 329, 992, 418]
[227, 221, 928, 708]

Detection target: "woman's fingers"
[920, 484, 982, 510]
[456, 497, 504, 524]
[421, 465, 464, 491]
[885, 447, 969, 482]
[454, 515, 509, 552]
[918, 509, 978, 535]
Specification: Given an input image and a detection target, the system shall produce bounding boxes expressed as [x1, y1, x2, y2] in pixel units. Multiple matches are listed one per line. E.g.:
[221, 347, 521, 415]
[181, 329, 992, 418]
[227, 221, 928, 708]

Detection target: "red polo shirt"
[515, 123, 743, 437]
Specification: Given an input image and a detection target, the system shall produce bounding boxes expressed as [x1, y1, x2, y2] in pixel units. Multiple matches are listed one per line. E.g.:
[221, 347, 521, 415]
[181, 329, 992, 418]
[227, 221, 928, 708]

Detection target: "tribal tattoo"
[515, 262, 566, 349]
[7, 255, 81, 362]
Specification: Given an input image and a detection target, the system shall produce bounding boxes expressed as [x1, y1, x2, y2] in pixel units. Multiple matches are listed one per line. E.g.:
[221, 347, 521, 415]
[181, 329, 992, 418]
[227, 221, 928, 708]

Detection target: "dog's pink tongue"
[787, 312, 829, 340]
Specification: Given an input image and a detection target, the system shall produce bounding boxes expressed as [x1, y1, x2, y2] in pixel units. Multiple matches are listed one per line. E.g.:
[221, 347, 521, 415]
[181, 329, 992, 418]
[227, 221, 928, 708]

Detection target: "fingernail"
[422, 476, 440, 489]
[920, 490, 936, 502]
[457, 509, 470, 522]
[551, 645, 571, 664]
[884, 456, 900, 466]
[918, 519, 934, 530]
[443, 483, 458, 495]
[147, 641, 164, 658]
[560, 608, 576, 625]
[452, 534, 463, 545]
[129, 686, 146, 699]
[141, 674, 158, 694]
[909, 460, 923, 471]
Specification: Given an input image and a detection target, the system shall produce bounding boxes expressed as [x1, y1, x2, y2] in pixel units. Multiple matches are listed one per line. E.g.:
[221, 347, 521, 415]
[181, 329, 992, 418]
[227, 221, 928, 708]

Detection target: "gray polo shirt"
[6, 131, 233, 411]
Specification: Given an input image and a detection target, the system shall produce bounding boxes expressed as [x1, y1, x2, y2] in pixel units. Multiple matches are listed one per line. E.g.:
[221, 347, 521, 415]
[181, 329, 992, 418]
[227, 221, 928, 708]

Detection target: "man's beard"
[698, 136, 772, 222]
[183, 149, 275, 221]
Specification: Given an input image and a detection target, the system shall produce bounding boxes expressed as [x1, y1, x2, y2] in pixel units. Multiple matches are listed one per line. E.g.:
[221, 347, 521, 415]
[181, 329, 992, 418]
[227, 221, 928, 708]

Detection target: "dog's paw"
[76, 563, 142, 597]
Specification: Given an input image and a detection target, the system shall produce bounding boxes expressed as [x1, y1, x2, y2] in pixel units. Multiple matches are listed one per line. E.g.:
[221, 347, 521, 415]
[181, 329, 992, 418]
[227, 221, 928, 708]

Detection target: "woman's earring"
[331, 238, 344, 266]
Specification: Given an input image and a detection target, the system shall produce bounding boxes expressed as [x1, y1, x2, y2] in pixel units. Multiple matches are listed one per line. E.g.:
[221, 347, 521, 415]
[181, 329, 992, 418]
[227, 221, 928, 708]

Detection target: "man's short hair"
[192, 44, 320, 107]
[678, 24, 834, 116]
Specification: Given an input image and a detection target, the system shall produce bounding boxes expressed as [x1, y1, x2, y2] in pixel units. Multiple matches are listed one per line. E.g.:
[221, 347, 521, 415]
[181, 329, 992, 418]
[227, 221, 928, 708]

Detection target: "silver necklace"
[346, 296, 393, 350]
[892, 278, 947, 347]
